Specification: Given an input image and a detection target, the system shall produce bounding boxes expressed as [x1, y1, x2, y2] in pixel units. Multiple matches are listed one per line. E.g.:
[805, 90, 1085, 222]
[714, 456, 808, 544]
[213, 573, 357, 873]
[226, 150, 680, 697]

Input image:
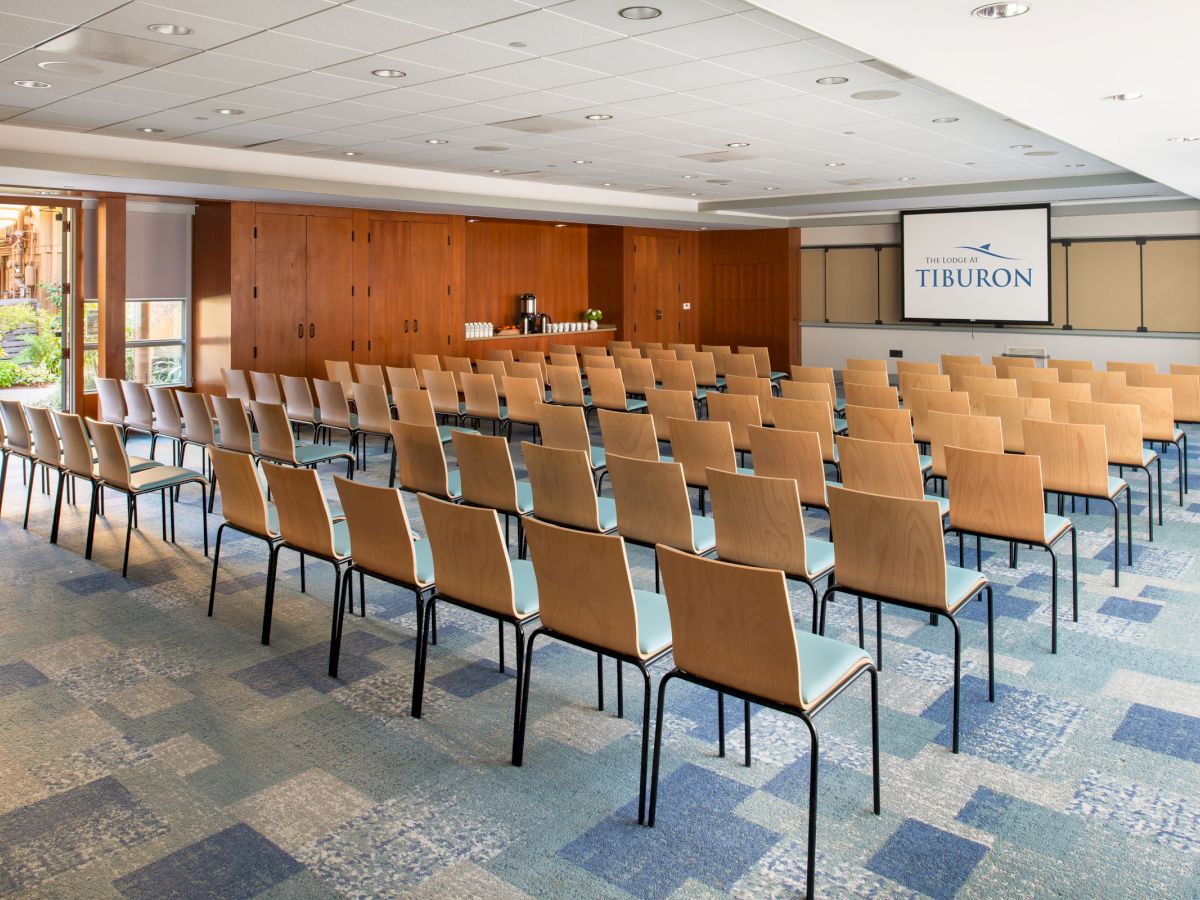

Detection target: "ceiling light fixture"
[343, 151, 360, 156]
[1167, 136, 1200, 142]
[573, 159, 592, 164]
[618, 6, 662, 19]
[602, 182, 615, 186]
[1103, 93, 1142, 101]
[555, 223, 568, 228]
[971, 3, 1031, 19]
[214, 108, 243, 115]
[1064, 163, 1085, 167]
[372, 69, 405, 78]
[824, 162, 844, 167]
[726, 141, 750, 148]
[138, 127, 163, 133]
[816, 76, 849, 85]
[689, 192, 700, 196]
[585, 113, 612, 120]
[148, 23, 193, 35]
[1024, 150, 1057, 156]
[851, 89, 899, 100]
[932, 116, 959, 123]
[898, 176, 916, 181]
[13, 80, 50, 89]
[1009, 143, 1032, 149]
[509, 41, 527, 48]
[763, 186, 779, 191]
[681, 174, 697, 179]
[425, 138, 448, 144]
[489, 168, 504, 173]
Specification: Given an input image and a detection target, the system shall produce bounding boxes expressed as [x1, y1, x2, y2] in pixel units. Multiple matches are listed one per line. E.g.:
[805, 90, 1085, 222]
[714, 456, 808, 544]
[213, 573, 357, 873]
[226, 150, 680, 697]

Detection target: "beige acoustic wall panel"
[1067, 241, 1141, 331]
[800, 247, 826, 321]
[1144, 239, 1200, 333]
[826, 247, 877, 324]
[1050, 241, 1067, 327]
[879, 247, 902, 323]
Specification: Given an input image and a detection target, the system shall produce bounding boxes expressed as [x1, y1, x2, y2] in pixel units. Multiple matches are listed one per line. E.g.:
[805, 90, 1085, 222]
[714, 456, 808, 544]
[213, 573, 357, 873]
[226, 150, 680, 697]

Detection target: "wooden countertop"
[466, 325, 616, 342]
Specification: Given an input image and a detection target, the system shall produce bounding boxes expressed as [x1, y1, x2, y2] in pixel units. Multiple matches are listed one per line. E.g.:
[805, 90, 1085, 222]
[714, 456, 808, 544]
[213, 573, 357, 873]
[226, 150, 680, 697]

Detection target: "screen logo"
[916, 241, 1032, 288]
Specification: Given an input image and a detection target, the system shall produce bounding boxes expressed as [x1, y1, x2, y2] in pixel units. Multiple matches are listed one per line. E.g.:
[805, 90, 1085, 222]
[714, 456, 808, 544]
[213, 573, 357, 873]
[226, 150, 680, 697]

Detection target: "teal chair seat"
[927, 494, 950, 518]
[713, 376, 727, 389]
[691, 515, 716, 554]
[516, 480, 534, 514]
[794, 631, 870, 706]
[510, 559, 541, 616]
[735, 465, 754, 476]
[1141, 447, 1158, 466]
[633, 589, 672, 655]
[659, 453, 674, 463]
[127, 465, 205, 493]
[804, 537, 835, 578]
[590, 446, 606, 469]
[625, 398, 648, 413]
[597, 497, 618, 531]
[294, 443, 352, 466]
[413, 538, 435, 584]
[1107, 476, 1128, 498]
[770, 370, 787, 382]
[438, 425, 479, 444]
[1044, 513, 1071, 544]
[833, 417, 848, 434]
[695, 387, 709, 401]
[919, 454, 933, 472]
[945, 564, 987, 612]
[332, 519, 351, 557]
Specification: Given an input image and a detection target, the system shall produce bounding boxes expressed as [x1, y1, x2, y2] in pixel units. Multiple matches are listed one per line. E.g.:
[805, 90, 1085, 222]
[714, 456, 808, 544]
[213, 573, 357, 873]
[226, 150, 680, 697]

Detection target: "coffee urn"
[518, 293, 537, 334]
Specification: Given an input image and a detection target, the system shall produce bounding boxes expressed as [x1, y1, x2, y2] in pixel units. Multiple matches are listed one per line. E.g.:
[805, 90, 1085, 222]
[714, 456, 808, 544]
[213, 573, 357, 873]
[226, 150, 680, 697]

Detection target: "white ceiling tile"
[265, 72, 391, 101]
[113, 68, 241, 99]
[477, 90, 582, 116]
[84, 3, 258, 50]
[171, 98, 291, 123]
[146, 0, 337, 30]
[428, 102, 545, 125]
[613, 92, 721, 116]
[343, 89, 456, 115]
[548, 0, 733, 35]
[22, 95, 147, 125]
[805, 36, 875, 64]
[273, 6, 441, 54]
[0, 103, 30, 118]
[345, 0, 537, 33]
[382, 34, 531, 72]
[734, 8, 819, 40]
[90, 108, 227, 135]
[315, 55, 455, 88]
[416, 74, 527, 103]
[0, 0, 121, 26]
[3, 110, 95, 130]
[550, 38, 694, 76]
[628, 60, 746, 92]
[218, 31, 365, 69]
[254, 110, 363, 131]
[638, 16, 793, 58]
[555, 76, 667, 104]
[159, 51, 303, 85]
[483, 57, 603, 90]
[207, 86, 330, 113]
[710, 40, 851, 79]
[0, 12, 73, 46]
[684, 78, 798, 106]
[461, 10, 624, 56]
[71, 82, 196, 111]
[314, 97, 449, 121]
[0, 49, 148, 85]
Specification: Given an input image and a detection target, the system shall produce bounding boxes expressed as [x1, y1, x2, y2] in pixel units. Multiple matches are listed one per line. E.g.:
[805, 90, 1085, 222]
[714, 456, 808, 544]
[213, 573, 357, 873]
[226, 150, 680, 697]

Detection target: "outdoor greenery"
[0, 290, 62, 389]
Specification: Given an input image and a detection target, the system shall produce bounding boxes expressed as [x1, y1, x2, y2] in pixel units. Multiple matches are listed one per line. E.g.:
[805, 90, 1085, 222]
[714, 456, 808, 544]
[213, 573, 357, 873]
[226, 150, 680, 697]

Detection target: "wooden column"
[96, 196, 126, 379]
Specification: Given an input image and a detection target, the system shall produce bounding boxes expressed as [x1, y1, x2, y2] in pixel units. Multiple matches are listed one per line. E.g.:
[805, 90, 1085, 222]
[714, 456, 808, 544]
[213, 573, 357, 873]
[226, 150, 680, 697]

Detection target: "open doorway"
[0, 201, 72, 410]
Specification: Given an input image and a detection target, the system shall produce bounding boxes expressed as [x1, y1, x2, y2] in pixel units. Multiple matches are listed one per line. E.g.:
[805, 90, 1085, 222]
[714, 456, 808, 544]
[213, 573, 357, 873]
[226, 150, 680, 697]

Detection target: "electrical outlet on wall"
[682, 302, 692, 310]
[889, 349, 903, 358]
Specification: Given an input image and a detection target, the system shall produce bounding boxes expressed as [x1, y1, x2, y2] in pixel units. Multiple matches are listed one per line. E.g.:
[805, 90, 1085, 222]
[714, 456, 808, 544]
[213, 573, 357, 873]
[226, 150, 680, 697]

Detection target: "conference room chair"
[843, 405, 931, 475]
[978, 393, 1051, 454]
[1107, 361, 1156, 378]
[945, 446, 1077, 653]
[462, 372, 511, 439]
[841, 368, 889, 388]
[486, 348, 516, 365]
[738, 346, 786, 384]
[588, 366, 647, 413]
[395, 387, 456, 444]
[220, 368, 253, 411]
[1107, 384, 1182, 511]
[537, 402, 606, 486]
[351, 382, 394, 469]
[85, 419, 208, 577]
[636, 342, 664, 353]
[517, 518, 672, 821]
[772, 396, 840, 478]
[940, 353, 983, 371]
[724, 374, 774, 426]
[549, 344, 579, 357]
[424, 370, 466, 424]
[843, 382, 899, 410]
[651, 545, 879, 900]
[839, 433, 950, 520]
[896, 360, 940, 377]
[333, 476, 435, 715]
[780, 380, 844, 431]
[442, 355, 473, 391]
[955, 375, 1016, 412]
[823, 484, 992, 753]
[1030, 380, 1092, 423]
[503, 361, 547, 401]
[211, 395, 258, 458]
[50, 411, 147, 543]
[500, 375, 544, 442]
[252, 401, 356, 479]
[926, 410, 1004, 496]
[386, 366, 420, 395]
[525, 442, 619, 537]
[260, 462, 353, 677]
[598, 409, 665, 466]
[709, 468, 835, 631]
[1169, 363, 1200, 377]
[247, 371, 281, 405]
[579, 345, 608, 359]
[453, 430, 533, 558]
[389, 421, 461, 498]
[1063, 368, 1126, 401]
[1025, 419, 1130, 586]
[355, 363, 387, 391]
[611, 346, 642, 362]
[1010, 366, 1060, 397]
[1069, 399, 1158, 540]
[412, 353, 441, 388]
[644, 349, 677, 369]
[415, 494, 541, 760]
[908, 387, 971, 448]
[669, 417, 752, 515]
[546, 365, 592, 416]
[1134, 372, 1197, 488]
[516, 351, 548, 378]
[582, 355, 616, 370]
[657, 359, 707, 414]
[992, 356, 1036, 378]
[19, 406, 63, 537]
[313, 378, 360, 452]
[607, 453, 716, 590]
[790, 366, 841, 411]
[899, 372, 952, 401]
[1047, 358, 1094, 374]
[701, 344, 731, 355]
[609, 341, 634, 352]
[748, 425, 831, 516]
[648, 388, 696, 451]
[668, 343, 696, 354]
[617, 356, 656, 399]
[846, 357, 888, 372]
[474, 358, 509, 398]
[705, 391, 763, 458]
[119, 380, 158, 450]
[325, 360, 355, 403]
[94, 377, 129, 437]
[147, 386, 187, 468]
[548, 352, 580, 372]
[677, 349, 723, 392]
[946, 363, 998, 381]
[709, 348, 733, 378]
[279, 375, 320, 438]
[723, 353, 760, 380]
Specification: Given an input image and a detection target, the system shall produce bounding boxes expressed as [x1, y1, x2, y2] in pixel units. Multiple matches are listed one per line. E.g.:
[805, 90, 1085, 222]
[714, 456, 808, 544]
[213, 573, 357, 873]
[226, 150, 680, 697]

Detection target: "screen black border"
[900, 203, 1052, 325]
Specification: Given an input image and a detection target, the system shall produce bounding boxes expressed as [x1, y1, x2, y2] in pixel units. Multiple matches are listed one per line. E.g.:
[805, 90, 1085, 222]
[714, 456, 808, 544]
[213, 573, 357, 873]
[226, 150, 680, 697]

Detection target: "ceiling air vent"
[38, 28, 194, 66]
[830, 177, 888, 186]
[679, 150, 753, 163]
[488, 116, 589, 134]
[860, 59, 914, 80]
[241, 139, 280, 149]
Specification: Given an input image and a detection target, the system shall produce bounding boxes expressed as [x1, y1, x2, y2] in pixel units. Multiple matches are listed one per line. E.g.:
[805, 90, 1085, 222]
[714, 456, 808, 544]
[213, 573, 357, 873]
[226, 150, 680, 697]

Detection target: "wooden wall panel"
[1068, 241, 1141, 330]
[305, 214, 355, 377]
[879, 247, 902, 324]
[699, 229, 791, 368]
[624, 227, 699, 346]
[1144, 239, 1200, 333]
[191, 202, 231, 395]
[252, 212, 308, 377]
[367, 219, 410, 367]
[229, 202, 255, 371]
[587, 225, 623, 336]
[408, 220, 452, 357]
[96, 196, 125, 379]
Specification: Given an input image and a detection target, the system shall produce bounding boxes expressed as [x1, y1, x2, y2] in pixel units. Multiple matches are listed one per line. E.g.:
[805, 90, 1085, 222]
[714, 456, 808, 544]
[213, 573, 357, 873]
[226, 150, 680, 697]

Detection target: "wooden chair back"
[724, 373, 774, 424]
[1030, 380, 1092, 422]
[26, 406, 61, 467]
[313, 379, 353, 429]
[781, 378, 835, 408]
[837, 435, 924, 500]
[120, 380, 154, 431]
[549, 344, 578, 357]
[548, 352, 579, 371]
[508, 361, 547, 396]
[1169, 363, 1200, 377]
[896, 361, 940, 377]
[843, 382, 899, 410]
[452, 431, 521, 515]
[709, 468, 810, 577]
[86, 419, 132, 489]
[582, 355, 616, 370]
[1012, 367, 1059, 397]
[927, 410, 1004, 477]
[946, 446, 1046, 544]
[353, 382, 393, 435]
[940, 353, 982, 371]
[992, 356, 1036, 378]
[669, 417, 736, 488]
[1063, 368, 1126, 401]
[584, 366, 629, 411]
[738, 346, 774, 377]
[668, 342, 695, 353]
[54, 411, 94, 478]
[538, 403, 591, 455]
[677, 350, 719, 388]
[579, 345, 608, 359]
[908, 387, 971, 444]
[461, 372, 503, 420]
[517, 350, 547, 376]
[1134, 372, 1200, 422]
[212, 395, 255, 454]
[790, 366, 837, 403]
[899, 372, 950, 399]
[617, 356, 656, 394]
[412, 353, 441, 387]
[390, 422, 454, 497]
[546, 364, 587, 407]
[946, 363, 997, 380]
[1024, 418, 1110, 496]
[485, 348, 516, 365]
[474, 359, 508, 395]
[607, 454, 696, 551]
[523, 518, 642, 658]
[334, 476, 426, 586]
[424, 370, 461, 418]
[748, 425, 828, 509]
[771, 397, 836, 463]
[221, 368, 252, 405]
[1106, 385, 1176, 442]
[1048, 358, 1094, 374]
[1107, 361, 1156, 377]
[609, 341, 634, 352]
[611, 346, 642, 360]
[846, 357, 887, 372]
[443, 355, 474, 391]
[210, 445, 272, 537]
[148, 386, 183, 439]
[841, 368, 889, 387]
[724, 353, 760, 378]
[251, 401, 298, 464]
[657, 358, 701, 398]
[355, 364, 386, 391]
[599, 409, 659, 462]
[827, 485, 949, 610]
[524, 443, 605, 532]
[501, 375, 543, 425]
[250, 371, 282, 404]
[701, 344, 732, 355]
[957, 375, 1017, 412]
[645, 349, 677, 369]
[636, 341, 664, 352]
[709, 348, 733, 376]
[646, 388, 696, 443]
[393, 387, 437, 428]
[1067, 399, 1144, 467]
[177, 391, 215, 444]
[280, 375, 316, 422]
[325, 360, 354, 401]
[418, 494, 516, 616]
[706, 391, 761, 452]
[95, 377, 127, 427]
[844, 405, 913, 444]
[979, 394, 1051, 453]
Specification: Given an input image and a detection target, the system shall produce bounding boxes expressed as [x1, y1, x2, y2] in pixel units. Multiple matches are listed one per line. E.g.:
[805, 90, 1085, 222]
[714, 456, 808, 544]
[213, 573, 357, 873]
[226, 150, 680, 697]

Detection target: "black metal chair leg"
[22, 460, 37, 529]
[85, 481, 99, 558]
[647, 672, 675, 827]
[1070, 528, 1079, 622]
[948, 615, 961, 753]
[498, 620, 505, 673]
[596, 652, 604, 710]
[49, 469, 65, 544]
[869, 666, 881, 813]
[717, 691, 726, 758]
[328, 565, 347, 678]
[207, 523, 226, 615]
[1049, 547, 1058, 654]
[262, 545, 280, 645]
[743, 699, 751, 767]
[637, 666, 653, 824]
[986, 587, 995, 702]
[122, 494, 134, 577]
[514, 629, 539, 767]
[510, 621, 525, 765]
[800, 714, 821, 900]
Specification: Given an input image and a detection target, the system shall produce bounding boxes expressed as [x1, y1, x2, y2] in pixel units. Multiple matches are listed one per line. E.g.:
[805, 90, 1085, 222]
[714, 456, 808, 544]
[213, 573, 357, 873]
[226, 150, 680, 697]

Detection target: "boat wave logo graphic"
[954, 242, 1018, 260]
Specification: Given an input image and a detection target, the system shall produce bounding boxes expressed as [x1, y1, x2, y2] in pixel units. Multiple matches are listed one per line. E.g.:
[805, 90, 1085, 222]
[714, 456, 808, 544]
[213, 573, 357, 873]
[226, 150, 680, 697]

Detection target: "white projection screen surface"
[901, 205, 1051, 324]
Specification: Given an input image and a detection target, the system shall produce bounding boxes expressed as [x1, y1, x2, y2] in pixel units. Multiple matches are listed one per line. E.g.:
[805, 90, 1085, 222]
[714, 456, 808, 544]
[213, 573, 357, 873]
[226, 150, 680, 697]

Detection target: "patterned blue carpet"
[1, 424, 1199, 898]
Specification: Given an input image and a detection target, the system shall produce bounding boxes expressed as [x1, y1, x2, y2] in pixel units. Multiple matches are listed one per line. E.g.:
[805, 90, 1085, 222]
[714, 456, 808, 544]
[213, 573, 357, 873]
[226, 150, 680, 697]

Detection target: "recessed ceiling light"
[148, 23, 192, 35]
[851, 89, 900, 100]
[214, 108, 243, 115]
[425, 138, 448, 144]
[1024, 150, 1057, 157]
[343, 151, 360, 156]
[467, 218, 480, 223]
[38, 60, 99, 76]
[619, 6, 662, 19]
[726, 141, 750, 148]
[1064, 163, 1085, 167]
[972, 3, 1030, 18]
[898, 176, 916, 181]
[964, 161, 977, 165]
[689, 192, 700, 196]
[473, 145, 508, 151]
[682, 174, 697, 179]
[13, 80, 50, 89]
[824, 162, 844, 167]
[1168, 136, 1200, 142]
[138, 127, 163, 133]
[932, 116, 959, 124]
[555, 223, 568, 228]
[372, 69, 406, 78]
[489, 168, 504, 173]
[763, 186, 780, 191]
[602, 182, 615, 186]
[816, 76, 849, 85]
[573, 159, 592, 164]
[509, 41, 527, 48]
[842, 130, 856, 135]
[1103, 93, 1142, 101]
[1009, 143, 1032, 149]
[699, 227, 708, 230]
[585, 113, 612, 121]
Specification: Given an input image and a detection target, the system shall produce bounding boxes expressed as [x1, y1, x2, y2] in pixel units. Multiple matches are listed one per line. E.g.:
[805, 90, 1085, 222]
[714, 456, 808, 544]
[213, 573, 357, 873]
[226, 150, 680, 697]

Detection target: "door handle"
[309, 323, 315, 338]
[404, 320, 409, 333]
[298, 323, 303, 339]
[414, 319, 419, 333]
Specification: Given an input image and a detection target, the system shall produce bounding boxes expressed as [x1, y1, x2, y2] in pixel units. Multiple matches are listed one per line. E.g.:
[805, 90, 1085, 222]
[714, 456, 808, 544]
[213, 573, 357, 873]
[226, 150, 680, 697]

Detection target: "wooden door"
[253, 212, 307, 377]
[367, 219, 410, 366]
[408, 221, 451, 358]
[304, 215, 354, 379]
[631, 235, 679, 343]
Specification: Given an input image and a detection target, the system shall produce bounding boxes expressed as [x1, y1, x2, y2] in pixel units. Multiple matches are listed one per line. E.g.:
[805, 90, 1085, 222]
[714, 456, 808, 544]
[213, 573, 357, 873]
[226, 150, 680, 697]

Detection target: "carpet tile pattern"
[1, 424, 1199, 897]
